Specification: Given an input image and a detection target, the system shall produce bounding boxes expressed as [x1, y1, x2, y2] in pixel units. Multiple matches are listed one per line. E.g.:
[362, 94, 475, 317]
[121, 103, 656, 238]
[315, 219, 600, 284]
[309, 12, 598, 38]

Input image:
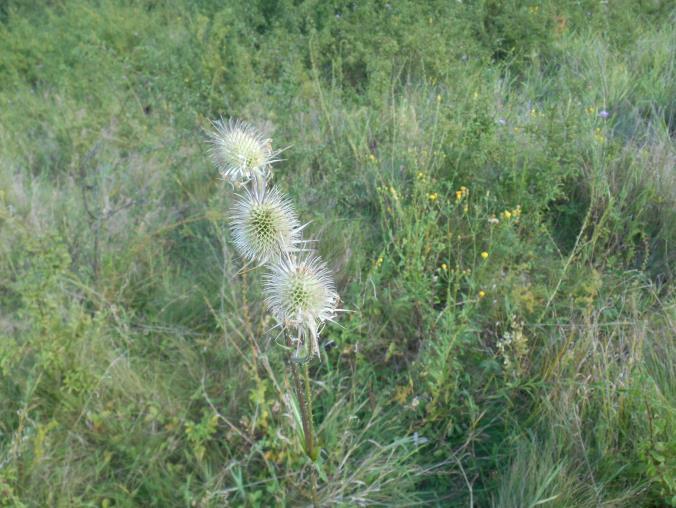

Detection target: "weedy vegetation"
[0, 1, 674, 506]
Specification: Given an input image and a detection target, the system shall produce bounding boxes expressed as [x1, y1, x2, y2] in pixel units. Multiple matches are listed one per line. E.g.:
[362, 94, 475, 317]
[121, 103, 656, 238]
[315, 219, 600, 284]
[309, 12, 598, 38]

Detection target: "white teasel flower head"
[207, 118, 279, 184]
[230, 186, 302, 263]
[264, 254, 339, 357]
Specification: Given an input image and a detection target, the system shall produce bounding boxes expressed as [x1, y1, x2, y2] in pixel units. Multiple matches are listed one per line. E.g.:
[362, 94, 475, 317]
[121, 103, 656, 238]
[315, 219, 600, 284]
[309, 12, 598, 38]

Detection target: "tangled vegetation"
[1, 1, 674, 506]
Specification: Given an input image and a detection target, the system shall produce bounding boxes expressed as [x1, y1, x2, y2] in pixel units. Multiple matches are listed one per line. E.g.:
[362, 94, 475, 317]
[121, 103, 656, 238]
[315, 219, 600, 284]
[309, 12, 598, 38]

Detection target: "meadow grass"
[1, 1, 674, 506]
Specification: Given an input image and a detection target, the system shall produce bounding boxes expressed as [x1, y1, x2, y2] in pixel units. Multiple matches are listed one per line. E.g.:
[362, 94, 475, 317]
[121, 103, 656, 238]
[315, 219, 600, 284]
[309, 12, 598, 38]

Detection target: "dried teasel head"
[264, 254, 339, 357]
[229, 186, 303, 264]
[207, 118, 279, 184]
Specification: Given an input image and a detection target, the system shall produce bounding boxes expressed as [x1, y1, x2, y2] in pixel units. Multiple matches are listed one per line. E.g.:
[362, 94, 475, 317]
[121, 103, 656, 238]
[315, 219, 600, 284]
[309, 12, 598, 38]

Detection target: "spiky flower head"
[230, 186, 302, 263]
[264, 254, 339, 357]
[207, 118, 279, 184]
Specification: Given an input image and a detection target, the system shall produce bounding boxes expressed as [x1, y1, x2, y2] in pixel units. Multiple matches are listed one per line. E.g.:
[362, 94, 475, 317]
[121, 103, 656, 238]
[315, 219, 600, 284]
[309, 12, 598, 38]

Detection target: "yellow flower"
[369, 154, 377, 162]
[454, 186, 468, 202]
[479, 290, 486, 299]
[503, 210, 512, 220]
[428, 192, 438, 201]
[441, 263, 448, 271]
[376, 256, 384, 268]
[481, 251, 489, 260]
[416, 171, 425, 180]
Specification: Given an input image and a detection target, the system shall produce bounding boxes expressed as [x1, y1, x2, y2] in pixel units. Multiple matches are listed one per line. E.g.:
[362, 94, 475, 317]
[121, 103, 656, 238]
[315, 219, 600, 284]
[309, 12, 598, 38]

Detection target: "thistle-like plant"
[207, 118, 279, 185]
[208, 118, 338, 507]
[229, 186, 303, 264]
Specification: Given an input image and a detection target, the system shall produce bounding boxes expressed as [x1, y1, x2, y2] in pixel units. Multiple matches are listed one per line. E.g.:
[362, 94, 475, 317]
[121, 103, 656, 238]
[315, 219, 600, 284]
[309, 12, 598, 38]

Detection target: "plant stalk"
[286, 332, 319, 507]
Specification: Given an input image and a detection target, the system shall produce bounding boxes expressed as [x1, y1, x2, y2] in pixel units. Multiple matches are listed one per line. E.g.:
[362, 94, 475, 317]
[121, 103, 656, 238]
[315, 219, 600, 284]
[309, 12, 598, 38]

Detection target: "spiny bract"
[264, 254, 338, 356]
[230, 186, 302, 263]
[207, 119, 279, 183]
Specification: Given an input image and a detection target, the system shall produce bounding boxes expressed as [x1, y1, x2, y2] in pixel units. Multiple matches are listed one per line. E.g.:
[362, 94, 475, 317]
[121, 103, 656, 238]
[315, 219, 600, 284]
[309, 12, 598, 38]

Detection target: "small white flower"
[230, 186, 302, 263]
[207, 118, 279, 184]
[264, 254, 339, 357]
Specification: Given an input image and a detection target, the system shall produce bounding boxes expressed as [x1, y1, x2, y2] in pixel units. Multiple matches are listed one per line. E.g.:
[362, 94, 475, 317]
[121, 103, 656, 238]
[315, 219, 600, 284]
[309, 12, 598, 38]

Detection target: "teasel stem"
[253, 172, 267, 198]
[303, 361, 320, 508]
[302, 362, 315, 459]
[285, 331, 319, 507]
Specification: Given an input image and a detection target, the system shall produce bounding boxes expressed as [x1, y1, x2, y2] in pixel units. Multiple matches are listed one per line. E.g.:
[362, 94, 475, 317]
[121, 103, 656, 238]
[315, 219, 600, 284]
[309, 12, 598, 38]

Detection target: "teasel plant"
[207, 118, 340, 506]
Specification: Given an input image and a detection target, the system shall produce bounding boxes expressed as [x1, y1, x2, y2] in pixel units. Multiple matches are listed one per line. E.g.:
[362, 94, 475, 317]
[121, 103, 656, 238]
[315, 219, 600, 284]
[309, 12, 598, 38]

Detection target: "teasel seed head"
[264, 254, 339, 357]
[207, 118, 279, 184]
[230, 186, 302, 263]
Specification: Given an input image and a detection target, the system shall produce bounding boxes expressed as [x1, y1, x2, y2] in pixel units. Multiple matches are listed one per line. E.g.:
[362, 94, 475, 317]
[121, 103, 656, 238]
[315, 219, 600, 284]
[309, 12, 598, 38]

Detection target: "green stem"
[302, 363, 315, 459]
[286, 333, 319, 507]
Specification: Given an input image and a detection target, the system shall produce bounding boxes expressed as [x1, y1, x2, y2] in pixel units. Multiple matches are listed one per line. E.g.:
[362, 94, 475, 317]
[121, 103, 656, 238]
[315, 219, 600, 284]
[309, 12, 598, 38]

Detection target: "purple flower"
[599, 110, 609, 119]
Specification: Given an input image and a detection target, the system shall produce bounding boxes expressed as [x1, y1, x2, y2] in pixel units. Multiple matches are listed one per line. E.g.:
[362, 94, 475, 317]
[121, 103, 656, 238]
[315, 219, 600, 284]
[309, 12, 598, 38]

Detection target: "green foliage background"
[0, 1, 674, 506]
